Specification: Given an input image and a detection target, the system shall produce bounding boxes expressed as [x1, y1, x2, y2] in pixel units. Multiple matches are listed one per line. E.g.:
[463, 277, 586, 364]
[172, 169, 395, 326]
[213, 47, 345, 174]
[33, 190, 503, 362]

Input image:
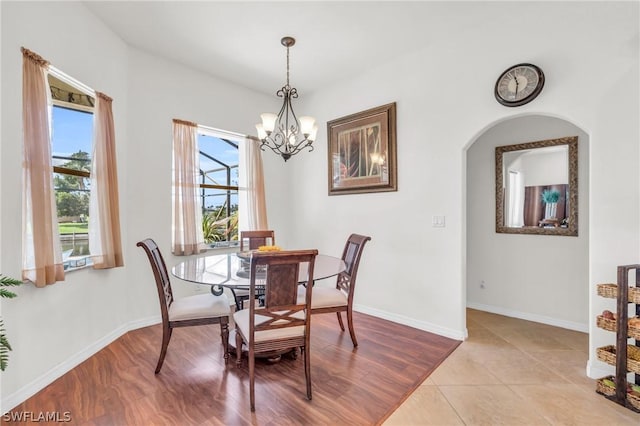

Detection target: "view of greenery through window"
[51, 105, 93, 262]
[198, 133, 239, 245]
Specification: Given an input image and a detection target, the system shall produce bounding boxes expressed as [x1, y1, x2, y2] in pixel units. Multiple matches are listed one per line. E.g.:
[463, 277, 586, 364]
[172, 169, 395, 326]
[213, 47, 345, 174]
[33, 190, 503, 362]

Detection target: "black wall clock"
[494, 63, 545, 107]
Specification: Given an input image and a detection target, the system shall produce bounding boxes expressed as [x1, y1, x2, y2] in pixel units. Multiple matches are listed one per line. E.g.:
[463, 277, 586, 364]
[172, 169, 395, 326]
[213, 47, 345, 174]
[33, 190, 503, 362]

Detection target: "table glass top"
[171, 252, 345, 288]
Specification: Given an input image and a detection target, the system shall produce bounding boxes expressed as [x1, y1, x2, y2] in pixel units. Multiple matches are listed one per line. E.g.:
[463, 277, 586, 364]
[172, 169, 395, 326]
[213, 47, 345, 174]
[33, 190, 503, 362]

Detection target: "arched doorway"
[465, 114, 589, 331]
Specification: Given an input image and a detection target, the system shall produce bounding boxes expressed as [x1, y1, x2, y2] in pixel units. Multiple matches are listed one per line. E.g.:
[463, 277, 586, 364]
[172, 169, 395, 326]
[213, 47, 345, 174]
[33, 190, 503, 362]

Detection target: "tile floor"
[384, 308, 640, 425]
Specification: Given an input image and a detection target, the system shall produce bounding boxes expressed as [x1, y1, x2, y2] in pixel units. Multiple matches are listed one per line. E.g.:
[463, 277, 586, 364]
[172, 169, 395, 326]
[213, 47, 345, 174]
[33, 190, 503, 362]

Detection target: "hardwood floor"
[8, 312, 460, 425]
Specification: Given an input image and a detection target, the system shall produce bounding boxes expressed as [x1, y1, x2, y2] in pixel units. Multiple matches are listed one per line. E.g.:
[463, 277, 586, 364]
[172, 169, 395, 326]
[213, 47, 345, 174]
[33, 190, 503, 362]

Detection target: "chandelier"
[256, 37, 317, 162]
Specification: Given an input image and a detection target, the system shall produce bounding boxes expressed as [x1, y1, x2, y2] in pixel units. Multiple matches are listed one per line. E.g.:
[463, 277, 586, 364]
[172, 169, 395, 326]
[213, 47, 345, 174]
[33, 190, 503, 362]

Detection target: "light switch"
[432, 215, 446, 227]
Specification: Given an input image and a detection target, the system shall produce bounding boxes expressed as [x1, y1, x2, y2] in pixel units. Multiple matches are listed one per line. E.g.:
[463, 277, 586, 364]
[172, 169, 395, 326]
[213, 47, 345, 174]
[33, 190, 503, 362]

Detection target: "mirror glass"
[495, 136, 578, 236]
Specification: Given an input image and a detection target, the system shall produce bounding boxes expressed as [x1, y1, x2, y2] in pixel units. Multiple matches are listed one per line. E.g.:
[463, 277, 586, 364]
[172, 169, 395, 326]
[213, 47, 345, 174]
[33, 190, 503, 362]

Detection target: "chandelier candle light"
[256, 36, 317, 161]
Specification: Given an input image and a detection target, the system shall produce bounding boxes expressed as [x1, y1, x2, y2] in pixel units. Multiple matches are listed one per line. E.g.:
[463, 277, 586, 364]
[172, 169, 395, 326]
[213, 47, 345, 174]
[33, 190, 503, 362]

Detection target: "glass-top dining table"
[171, 252, 346, 306]
[172, 251, 345, 358]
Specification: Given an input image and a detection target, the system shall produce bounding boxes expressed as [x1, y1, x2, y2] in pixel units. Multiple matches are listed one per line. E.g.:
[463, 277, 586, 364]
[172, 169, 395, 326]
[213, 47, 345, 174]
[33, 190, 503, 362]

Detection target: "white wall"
[0, 0, 277, 411]
[1, 0, 638, 411]
[467, 115, 589, 330]
[518, 149, 568, 186]
[1, 1, 129, 412]
[124, 48, 277, 321]
[280, 1, 638, 375]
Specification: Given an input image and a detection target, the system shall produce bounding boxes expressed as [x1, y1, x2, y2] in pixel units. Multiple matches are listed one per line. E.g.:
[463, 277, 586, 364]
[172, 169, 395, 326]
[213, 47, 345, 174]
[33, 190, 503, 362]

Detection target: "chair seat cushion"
[298, 287, 348, 309]
[234, 309, 305, 342]
[169, 294, 230, 321]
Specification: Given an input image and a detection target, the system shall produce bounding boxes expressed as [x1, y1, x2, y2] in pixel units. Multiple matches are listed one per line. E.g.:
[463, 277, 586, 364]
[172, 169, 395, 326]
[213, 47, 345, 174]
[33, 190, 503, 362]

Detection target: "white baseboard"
[467, 302, 588, 333]
[587, 359, 614, 379]
[354, 304, 466, 341]
[1, 316, 161, 414]
[126, 316, 161, 332]
[586, 359, 638, 381]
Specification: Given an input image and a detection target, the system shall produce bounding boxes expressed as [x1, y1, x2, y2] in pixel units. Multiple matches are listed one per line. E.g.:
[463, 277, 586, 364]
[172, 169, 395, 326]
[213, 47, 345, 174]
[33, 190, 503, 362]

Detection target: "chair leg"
[346, 307, 358, 347]
[336, 311, 345, 331]
[303, 345, 312, 401]
[249, 349, 256, 411]
[220, 320, 230, 363]
[235, 329, 243, 367]
[155, 325, 172, 374]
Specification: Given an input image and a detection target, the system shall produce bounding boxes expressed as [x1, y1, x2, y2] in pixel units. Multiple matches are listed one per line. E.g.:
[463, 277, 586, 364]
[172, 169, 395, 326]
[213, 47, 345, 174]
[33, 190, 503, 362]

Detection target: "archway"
[464, 114, 589, 331]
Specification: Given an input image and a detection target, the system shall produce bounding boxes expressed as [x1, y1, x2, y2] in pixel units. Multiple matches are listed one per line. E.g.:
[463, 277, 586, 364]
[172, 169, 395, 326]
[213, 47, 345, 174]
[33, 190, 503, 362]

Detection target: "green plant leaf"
[202, 208, 238, 244]
[0, 320, 11, 372]
[0, 274, 20, 371]
[0, 274, 22, 286]
[541, 189, 560, 203]
[0, 335, 11, 352]
[0, 350, 8, 371]
[0, 289, 17, 299]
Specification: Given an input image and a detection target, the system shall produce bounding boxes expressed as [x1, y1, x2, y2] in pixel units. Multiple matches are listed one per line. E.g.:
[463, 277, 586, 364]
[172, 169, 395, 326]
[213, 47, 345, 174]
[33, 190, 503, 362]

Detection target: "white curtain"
[244, 137, 269, 230]
[89, 92, 124, 268]
[21, 47, 64, 286]
[172, 119, 205, 255]
[507, 170, 525, 227]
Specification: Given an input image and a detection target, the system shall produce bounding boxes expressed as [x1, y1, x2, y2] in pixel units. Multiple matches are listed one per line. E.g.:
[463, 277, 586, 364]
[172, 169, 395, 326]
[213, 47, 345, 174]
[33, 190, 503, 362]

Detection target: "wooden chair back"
[240, 230, 275, 251]
[248, 250, 317, 340]
[136, 238, 174, 324]
[337, 234, 371, 300]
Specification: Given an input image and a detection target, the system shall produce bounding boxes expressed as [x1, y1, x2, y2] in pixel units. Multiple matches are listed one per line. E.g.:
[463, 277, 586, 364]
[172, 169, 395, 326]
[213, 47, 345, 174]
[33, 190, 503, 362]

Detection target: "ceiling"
[83, 1, 639, 97]
[82, 1, 485, 96]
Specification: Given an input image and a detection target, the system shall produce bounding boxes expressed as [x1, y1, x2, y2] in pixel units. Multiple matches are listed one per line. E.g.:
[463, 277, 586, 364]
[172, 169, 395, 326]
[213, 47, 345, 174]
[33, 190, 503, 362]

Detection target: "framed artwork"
[327, 102, 397, 195]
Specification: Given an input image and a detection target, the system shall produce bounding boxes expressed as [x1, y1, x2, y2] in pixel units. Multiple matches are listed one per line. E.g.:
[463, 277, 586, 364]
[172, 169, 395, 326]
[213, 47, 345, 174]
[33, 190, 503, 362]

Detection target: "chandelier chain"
[286, 45, 290, 88]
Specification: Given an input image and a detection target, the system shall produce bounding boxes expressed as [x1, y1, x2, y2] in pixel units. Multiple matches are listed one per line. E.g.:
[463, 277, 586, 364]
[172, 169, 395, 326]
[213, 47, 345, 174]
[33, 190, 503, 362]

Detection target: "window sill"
[207, 241, 239, 250]
[203, 243, 239, 256]
[63, 256, 92, 273]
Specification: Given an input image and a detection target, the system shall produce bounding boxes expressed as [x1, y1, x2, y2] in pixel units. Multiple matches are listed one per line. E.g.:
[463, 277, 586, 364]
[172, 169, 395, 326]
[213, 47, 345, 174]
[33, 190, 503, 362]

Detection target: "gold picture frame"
[327, 102, 397, 195]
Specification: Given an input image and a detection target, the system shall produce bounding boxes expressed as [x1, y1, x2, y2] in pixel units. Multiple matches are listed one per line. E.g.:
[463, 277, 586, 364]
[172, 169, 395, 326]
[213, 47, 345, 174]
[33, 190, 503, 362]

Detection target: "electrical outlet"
[480, 280, 486, 289]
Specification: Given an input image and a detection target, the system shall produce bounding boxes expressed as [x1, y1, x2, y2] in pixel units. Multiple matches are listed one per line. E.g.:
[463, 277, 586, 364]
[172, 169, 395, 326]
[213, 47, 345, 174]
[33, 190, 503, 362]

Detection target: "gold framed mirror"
[495, 136, 578, 236]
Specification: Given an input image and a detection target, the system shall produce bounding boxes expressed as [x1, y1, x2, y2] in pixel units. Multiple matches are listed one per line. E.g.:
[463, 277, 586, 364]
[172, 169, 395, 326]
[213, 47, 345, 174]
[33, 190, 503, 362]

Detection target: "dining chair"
[299, 234, 371, 347]
[239, 230, 276, 251]
[234, 249, 317, 411]
[234, 230, 276, 310]
[136, 238, 230, 373]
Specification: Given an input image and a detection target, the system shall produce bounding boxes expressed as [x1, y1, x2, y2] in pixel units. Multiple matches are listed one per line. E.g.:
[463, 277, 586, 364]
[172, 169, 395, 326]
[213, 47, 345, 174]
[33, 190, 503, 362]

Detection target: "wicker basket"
[598, 283, 618, 299]
[596, 345, 640, 375]
[596, 376, 640, 412]
[596, 315, 640, 340]
[630, 390, 640, 411]
[596, 376, 616, 397]
[597, 283, 640, 303]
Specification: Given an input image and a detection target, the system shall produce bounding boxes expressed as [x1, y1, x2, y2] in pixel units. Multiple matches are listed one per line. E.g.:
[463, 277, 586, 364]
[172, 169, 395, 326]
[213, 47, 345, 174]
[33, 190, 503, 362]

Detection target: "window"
[49, 74, 94, 269]
[197, 128, 240, 247]
[22, 47, 122, 284]
[507, 169, 524, 228]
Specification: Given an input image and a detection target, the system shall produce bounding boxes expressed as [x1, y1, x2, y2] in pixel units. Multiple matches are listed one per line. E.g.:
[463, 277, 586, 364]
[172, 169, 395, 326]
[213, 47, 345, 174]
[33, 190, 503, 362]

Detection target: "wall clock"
[494, 63, 545, 107]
